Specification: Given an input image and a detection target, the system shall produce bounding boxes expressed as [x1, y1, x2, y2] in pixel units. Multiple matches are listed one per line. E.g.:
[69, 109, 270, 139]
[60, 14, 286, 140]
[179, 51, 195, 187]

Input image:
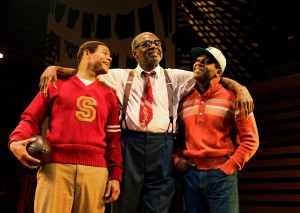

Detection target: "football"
[26, 135, 52, 166]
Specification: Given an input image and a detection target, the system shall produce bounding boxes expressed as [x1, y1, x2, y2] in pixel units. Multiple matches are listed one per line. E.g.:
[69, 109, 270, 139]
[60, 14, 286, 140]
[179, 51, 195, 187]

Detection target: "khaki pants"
[35, 163, 108, 213]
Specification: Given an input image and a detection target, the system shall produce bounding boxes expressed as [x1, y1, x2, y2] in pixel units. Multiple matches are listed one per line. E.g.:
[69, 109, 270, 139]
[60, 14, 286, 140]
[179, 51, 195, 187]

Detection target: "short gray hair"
[131, 32, 159, 51]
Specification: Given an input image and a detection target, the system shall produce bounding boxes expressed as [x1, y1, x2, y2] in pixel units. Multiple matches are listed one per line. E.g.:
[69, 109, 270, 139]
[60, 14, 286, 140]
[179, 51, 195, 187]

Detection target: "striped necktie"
[139, 71, 153, 127]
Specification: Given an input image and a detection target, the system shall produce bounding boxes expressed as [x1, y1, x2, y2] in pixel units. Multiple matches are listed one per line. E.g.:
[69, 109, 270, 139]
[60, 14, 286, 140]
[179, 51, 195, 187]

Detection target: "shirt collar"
[193, 77, 221, 95]
[136, 64, 161, 78]
[210, 77, 221, 87]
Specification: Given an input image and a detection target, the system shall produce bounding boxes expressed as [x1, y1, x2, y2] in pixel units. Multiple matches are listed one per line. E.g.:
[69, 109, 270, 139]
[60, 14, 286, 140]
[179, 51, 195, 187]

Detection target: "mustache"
[148, 50, 161, 56]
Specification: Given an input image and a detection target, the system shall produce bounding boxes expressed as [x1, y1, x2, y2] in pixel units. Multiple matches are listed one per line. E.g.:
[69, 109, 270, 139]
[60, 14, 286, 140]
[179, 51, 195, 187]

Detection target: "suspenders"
[121, 69, 174, 133]
[164, 69, 174, 133]
[121, 70, 135, 130]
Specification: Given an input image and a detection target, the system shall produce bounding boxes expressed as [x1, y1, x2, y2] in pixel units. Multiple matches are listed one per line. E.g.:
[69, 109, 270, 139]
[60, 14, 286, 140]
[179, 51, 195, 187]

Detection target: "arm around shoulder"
[220, 77, 254, 116]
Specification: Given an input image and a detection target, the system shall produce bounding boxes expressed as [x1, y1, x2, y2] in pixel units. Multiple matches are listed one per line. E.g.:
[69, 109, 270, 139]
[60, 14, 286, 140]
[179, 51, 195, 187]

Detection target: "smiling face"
[193, 54, 222, 84]
[87, 44, 112, 75]
[77, 41, 112, 77]
[132, 33, 163, 71]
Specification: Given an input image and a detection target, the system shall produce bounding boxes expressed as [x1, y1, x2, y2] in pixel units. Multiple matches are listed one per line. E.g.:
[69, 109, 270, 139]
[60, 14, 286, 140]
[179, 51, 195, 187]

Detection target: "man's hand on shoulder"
[219, 77, 254, 117]
[39, 66, 59, 97]
[39, 66, 77, 97]
[235, 86, 254, 118]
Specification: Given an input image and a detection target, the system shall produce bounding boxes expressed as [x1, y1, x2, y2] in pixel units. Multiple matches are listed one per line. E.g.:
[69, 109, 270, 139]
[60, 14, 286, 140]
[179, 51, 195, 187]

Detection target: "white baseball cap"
[191, 46, 226, 73]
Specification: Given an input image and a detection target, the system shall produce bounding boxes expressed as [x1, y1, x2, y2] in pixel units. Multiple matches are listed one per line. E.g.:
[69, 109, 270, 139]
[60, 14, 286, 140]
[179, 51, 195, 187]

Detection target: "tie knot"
[142, 71, 156, 78]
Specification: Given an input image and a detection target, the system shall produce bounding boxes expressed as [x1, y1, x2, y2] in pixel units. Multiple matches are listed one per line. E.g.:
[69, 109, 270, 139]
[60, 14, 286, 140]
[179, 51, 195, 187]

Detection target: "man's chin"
[193, 73, 202, 79]
[148, 56, 162, 64]
[96, 69, 108, 75]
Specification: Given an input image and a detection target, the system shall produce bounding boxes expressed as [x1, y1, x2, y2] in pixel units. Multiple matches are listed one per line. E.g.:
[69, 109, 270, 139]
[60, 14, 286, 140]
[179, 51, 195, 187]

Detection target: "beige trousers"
[34, 163, 108, 213]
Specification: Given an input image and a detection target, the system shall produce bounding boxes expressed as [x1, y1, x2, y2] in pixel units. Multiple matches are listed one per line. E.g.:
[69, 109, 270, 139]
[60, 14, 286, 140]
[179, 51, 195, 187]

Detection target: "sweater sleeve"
[8, 92, 49, 148]
[104, 92, 123, 182]
[220, 112, 259, 175]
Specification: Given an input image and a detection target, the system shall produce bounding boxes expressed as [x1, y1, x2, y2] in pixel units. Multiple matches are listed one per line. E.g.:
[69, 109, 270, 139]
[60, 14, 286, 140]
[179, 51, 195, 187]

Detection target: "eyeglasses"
[134, 40, 162, 49]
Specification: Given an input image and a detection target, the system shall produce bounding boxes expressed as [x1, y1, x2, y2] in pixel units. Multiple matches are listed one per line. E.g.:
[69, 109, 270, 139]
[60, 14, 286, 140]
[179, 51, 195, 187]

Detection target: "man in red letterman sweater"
[173, 46, 259, 213]
[8, 41, 123, 213]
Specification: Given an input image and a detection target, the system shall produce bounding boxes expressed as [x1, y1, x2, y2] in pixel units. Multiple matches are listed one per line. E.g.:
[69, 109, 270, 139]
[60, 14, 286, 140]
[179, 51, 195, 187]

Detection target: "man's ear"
[132, 50, 137, 58]
[84, 49, 90, 58]
[216, 69, 223, 77]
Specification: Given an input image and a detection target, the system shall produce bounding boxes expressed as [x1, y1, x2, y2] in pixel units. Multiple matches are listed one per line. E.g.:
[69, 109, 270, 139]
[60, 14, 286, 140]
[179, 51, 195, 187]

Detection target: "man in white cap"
[173, 46, 259, 213]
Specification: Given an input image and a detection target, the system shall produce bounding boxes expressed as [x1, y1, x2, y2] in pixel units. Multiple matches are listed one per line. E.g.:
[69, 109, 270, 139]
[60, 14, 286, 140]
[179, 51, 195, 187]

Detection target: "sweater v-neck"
[72, 75, 100, 90]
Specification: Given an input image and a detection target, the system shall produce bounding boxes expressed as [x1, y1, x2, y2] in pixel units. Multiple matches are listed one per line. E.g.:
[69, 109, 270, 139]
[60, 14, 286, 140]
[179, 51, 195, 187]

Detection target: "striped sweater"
[173, 77, 259, 175]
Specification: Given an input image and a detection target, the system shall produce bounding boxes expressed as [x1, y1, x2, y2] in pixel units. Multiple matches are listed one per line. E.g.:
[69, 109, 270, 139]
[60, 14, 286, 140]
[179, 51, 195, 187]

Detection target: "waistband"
[122, 129, 173, 139]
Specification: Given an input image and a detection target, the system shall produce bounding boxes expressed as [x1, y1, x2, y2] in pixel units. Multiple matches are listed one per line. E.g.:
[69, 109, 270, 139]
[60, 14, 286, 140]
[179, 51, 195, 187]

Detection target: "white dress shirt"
[98, 64, 195, 133]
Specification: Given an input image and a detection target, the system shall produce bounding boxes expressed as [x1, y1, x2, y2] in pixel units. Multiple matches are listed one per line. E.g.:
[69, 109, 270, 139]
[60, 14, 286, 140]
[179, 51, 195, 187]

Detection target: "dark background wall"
[0, 1, 50, 212]
[0, 0, 50, 176]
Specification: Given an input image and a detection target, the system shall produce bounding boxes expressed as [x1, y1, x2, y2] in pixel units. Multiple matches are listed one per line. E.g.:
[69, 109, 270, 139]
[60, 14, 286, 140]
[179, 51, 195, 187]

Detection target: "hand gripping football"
[26, 135, 52, 166]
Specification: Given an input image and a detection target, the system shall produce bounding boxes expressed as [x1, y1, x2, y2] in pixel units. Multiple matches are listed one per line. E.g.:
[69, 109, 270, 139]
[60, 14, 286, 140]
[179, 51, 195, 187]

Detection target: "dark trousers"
[112, 130, 175, 213]
[183, 167, 239, 213]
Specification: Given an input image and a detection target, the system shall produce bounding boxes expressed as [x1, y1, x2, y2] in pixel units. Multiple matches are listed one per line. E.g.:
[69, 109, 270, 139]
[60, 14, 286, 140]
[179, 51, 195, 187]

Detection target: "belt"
[122, 129, 173, 138]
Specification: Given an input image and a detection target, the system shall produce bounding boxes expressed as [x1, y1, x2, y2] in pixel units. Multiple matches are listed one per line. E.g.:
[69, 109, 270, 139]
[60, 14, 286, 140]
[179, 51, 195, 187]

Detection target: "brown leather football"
[26, 135, 52, 166]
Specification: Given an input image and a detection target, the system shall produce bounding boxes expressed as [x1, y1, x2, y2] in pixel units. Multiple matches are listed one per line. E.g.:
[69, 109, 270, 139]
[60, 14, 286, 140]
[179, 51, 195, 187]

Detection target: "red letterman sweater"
[173, 77, 259, 175]
[9, 75, 123, 181]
